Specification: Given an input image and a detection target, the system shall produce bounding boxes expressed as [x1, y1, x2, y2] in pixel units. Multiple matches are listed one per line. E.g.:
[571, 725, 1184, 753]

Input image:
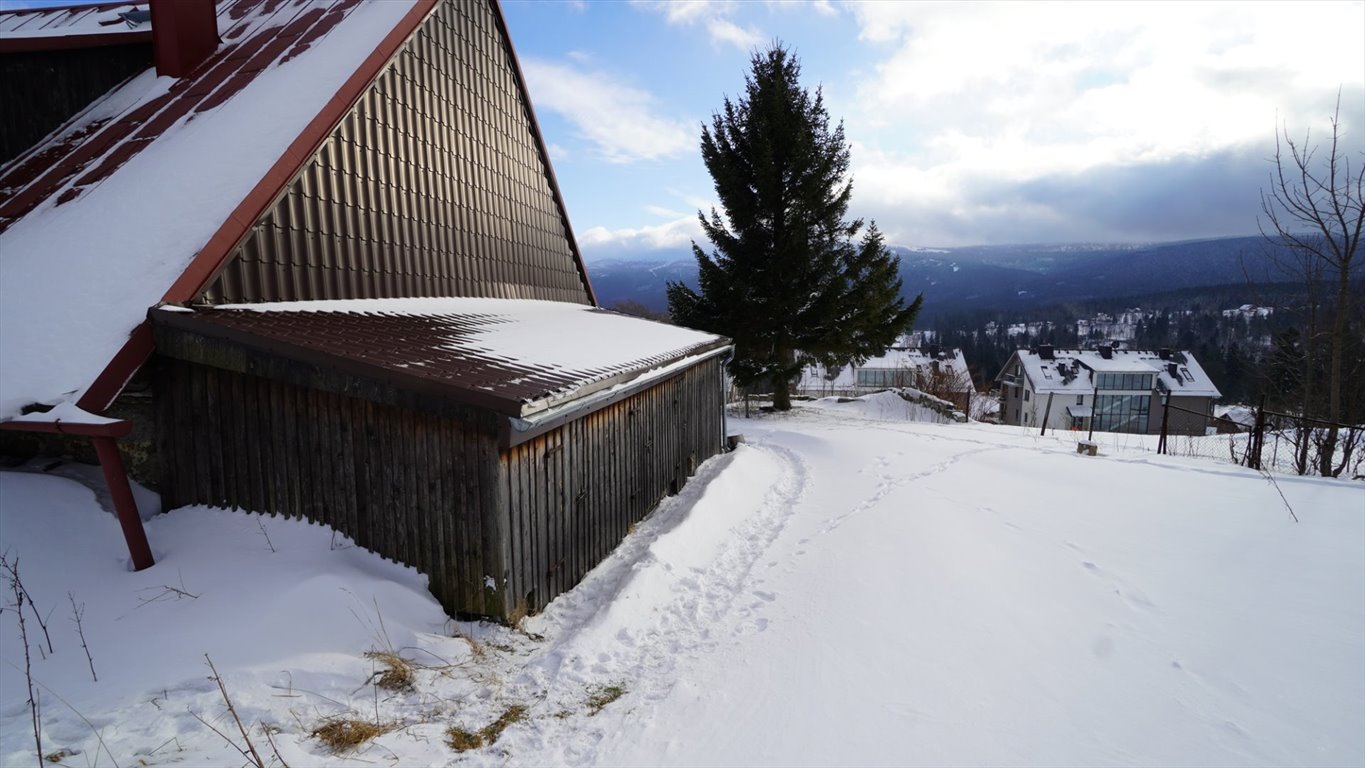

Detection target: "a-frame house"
[0, 0, 730, 619]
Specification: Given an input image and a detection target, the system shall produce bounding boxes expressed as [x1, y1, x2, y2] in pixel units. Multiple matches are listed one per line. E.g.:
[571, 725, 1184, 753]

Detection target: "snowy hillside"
[1, 401, 1361, 766]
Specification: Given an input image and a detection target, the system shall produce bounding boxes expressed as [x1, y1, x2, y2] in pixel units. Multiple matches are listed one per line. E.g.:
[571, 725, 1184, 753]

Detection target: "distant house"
[799, 343, 974, 412]
[0, 0, 730, 620]
[994, 345, 1220, 435]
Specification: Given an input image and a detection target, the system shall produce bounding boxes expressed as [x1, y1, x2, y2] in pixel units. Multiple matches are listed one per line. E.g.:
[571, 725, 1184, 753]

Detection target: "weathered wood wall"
[502, 357, 725, 614]
[157, 355, 725, 619]
[158, 357, 509, 617]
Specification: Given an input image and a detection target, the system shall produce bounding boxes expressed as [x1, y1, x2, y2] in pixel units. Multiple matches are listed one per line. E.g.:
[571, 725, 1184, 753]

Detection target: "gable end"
[199, 0, 594, 306]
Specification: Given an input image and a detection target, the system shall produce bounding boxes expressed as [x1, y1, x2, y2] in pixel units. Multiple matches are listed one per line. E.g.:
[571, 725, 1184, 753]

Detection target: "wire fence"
[733, 380, 1364, 481]
[1148, 401, 1362, 479]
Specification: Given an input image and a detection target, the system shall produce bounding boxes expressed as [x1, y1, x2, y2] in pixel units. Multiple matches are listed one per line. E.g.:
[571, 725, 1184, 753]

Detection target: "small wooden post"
[1249, 394, 1268, 471]
[1157, 395, 1171, 455]
[1087, 385, 1099, 440]
[1039, 392, 1054, 436]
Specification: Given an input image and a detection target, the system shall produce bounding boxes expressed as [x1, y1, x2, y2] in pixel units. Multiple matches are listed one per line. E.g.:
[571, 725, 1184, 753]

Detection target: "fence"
[1154, 399, 1364, 480]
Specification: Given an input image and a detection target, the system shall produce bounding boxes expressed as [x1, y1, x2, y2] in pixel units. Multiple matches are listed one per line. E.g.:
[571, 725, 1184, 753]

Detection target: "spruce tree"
[668, 44, 921, 411]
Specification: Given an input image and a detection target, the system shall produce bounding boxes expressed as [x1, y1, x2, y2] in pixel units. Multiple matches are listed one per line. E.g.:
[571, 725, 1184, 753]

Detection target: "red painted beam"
[92, 437, 155, 571]
[0, 416, 153, 570]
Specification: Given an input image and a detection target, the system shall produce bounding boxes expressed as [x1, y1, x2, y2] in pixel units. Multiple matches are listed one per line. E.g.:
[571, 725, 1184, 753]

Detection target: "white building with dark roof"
[995, 345, 1221, 435]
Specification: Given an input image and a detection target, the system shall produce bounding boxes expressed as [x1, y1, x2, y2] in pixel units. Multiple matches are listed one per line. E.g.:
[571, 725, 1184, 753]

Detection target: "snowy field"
[2, 393, 1362, 766]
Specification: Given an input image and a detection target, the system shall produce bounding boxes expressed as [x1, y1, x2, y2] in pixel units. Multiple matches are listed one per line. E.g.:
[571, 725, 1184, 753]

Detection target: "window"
[1094, 394, 1152, 433]
[1076, 395, 1084, 405]
[857, 369, 913, 388]
[1024, 390, 1031, 401]
[1096, 372, 1154, 391]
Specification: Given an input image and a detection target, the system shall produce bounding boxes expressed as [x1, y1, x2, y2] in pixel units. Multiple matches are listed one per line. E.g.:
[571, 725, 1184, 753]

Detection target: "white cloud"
[578, 215, 705, 253]
[645, 204, 688, 218]
[706, 17, 763, 50]
[633, 0, 765, 50]
[838, 0, 1365, 244]
[521, 58, 694, 163]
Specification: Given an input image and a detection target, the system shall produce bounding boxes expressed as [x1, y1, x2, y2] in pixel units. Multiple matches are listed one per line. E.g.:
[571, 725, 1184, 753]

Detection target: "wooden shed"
[0, 0, 730, 619]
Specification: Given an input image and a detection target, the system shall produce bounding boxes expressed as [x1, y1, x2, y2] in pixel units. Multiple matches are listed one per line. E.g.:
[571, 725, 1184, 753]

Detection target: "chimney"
[151, 0, 219, 78]
[1038, 344, 1054, 360]
[1167, 362, 1180, 380]
[1159, 348, 1172, 360]
[928, 344, 941, 359]
[1099, 344, 1113, 360]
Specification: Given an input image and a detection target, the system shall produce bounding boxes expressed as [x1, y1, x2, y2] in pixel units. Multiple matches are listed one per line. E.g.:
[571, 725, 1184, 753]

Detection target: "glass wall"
[1094, 394, 1151, 433]
[1096, 372, 1154, 390]
[857, 368, 914, 388]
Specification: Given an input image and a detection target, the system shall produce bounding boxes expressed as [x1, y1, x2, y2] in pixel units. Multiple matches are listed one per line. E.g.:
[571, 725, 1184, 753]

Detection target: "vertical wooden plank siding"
[158, 356, 725, 619]
[159, 358, 502, 618]
[499, 357, 725, 614]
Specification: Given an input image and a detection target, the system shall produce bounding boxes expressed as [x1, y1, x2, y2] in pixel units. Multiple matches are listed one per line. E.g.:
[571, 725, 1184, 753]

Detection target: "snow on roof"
[860, 347, 969, 378]
[155, 298, 730, 417]
[0, 2, 150, 44]
[1006, 348, 1221, 399]
[0, 0, 421, 419]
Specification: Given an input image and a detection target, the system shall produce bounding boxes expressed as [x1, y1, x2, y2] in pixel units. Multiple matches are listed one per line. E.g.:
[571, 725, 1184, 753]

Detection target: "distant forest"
[930, 282, 1314, 405]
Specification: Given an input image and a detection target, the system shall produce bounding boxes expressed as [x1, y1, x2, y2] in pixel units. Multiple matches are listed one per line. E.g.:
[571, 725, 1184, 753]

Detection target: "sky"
[3, 0, 1361, 255]
[501, 0, 1365, 257]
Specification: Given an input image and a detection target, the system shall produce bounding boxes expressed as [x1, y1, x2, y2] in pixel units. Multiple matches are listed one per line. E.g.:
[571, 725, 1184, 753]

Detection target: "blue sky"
[502, 0, 1365, 257]
[5, 0, 1362, 255]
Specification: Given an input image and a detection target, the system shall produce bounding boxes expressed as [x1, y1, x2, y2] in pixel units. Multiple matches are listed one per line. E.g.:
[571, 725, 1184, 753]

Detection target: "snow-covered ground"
[2, 396, 1362, 766]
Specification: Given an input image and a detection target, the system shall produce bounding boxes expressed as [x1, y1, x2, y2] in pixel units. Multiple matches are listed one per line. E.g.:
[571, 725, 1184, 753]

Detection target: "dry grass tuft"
[311, 718, 392, 753]
[364, 650, 415, 692]
[445, 705, 528, 752]
[445, 726, 483, 752]
[506, 596, 529, 628]
[587, 684, 626, 716]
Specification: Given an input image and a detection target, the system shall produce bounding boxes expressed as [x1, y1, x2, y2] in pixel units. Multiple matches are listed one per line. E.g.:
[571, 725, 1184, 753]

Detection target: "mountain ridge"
[585, 235, 1287, 319]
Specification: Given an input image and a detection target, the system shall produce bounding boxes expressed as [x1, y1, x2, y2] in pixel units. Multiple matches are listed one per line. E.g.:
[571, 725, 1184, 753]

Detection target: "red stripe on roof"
[76, 0, 438, 413]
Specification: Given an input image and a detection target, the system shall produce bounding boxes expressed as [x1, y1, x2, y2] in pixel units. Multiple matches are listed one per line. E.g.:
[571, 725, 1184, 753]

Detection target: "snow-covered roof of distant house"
[151, 298, 730, 418]
[1001, 348, 1220, 399]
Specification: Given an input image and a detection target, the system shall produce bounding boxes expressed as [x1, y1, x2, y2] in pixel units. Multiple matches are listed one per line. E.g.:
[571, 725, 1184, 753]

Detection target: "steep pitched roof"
[0, 0, 596, 419]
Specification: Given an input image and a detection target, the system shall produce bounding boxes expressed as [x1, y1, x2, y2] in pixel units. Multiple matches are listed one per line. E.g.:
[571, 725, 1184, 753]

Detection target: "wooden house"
[0, 0, 730, 619]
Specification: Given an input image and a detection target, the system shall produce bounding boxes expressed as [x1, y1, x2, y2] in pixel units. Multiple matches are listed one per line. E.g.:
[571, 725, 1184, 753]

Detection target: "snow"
[806, 390, 956, 424]
[0, 4, 146, 38]
[212, 298, 725, 393]
[0, 0, 418, 420]
[2, 408, 1362, 766]
[6, 401, 122, 426]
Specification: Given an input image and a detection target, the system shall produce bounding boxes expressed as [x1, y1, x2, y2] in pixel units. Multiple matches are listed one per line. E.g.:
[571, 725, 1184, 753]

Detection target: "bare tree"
[1259, 96, 1365, 476]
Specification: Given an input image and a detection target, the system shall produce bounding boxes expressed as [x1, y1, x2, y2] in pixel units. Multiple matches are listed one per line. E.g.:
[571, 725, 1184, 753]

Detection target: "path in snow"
[1, 401, 1361, 767]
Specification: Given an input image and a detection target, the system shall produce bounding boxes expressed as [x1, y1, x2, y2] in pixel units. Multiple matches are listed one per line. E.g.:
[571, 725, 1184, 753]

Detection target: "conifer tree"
[668, 44, 921, 411]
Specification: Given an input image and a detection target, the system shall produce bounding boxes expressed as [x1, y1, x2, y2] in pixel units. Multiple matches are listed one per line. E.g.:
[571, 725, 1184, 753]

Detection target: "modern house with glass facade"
[995, 345, 1220, 435]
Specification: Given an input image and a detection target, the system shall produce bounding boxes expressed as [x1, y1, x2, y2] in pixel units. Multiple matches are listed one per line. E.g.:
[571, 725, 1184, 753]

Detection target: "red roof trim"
[77, 0, 438, 413]
[160, 0, 437, 305]
[490, 0, 598, 306]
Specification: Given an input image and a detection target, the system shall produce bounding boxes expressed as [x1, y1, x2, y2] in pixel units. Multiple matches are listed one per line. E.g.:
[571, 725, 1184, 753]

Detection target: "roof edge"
[159, 0, 439, 305]
[0, 31, 152, 54]
[77, 0, 438, 414]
